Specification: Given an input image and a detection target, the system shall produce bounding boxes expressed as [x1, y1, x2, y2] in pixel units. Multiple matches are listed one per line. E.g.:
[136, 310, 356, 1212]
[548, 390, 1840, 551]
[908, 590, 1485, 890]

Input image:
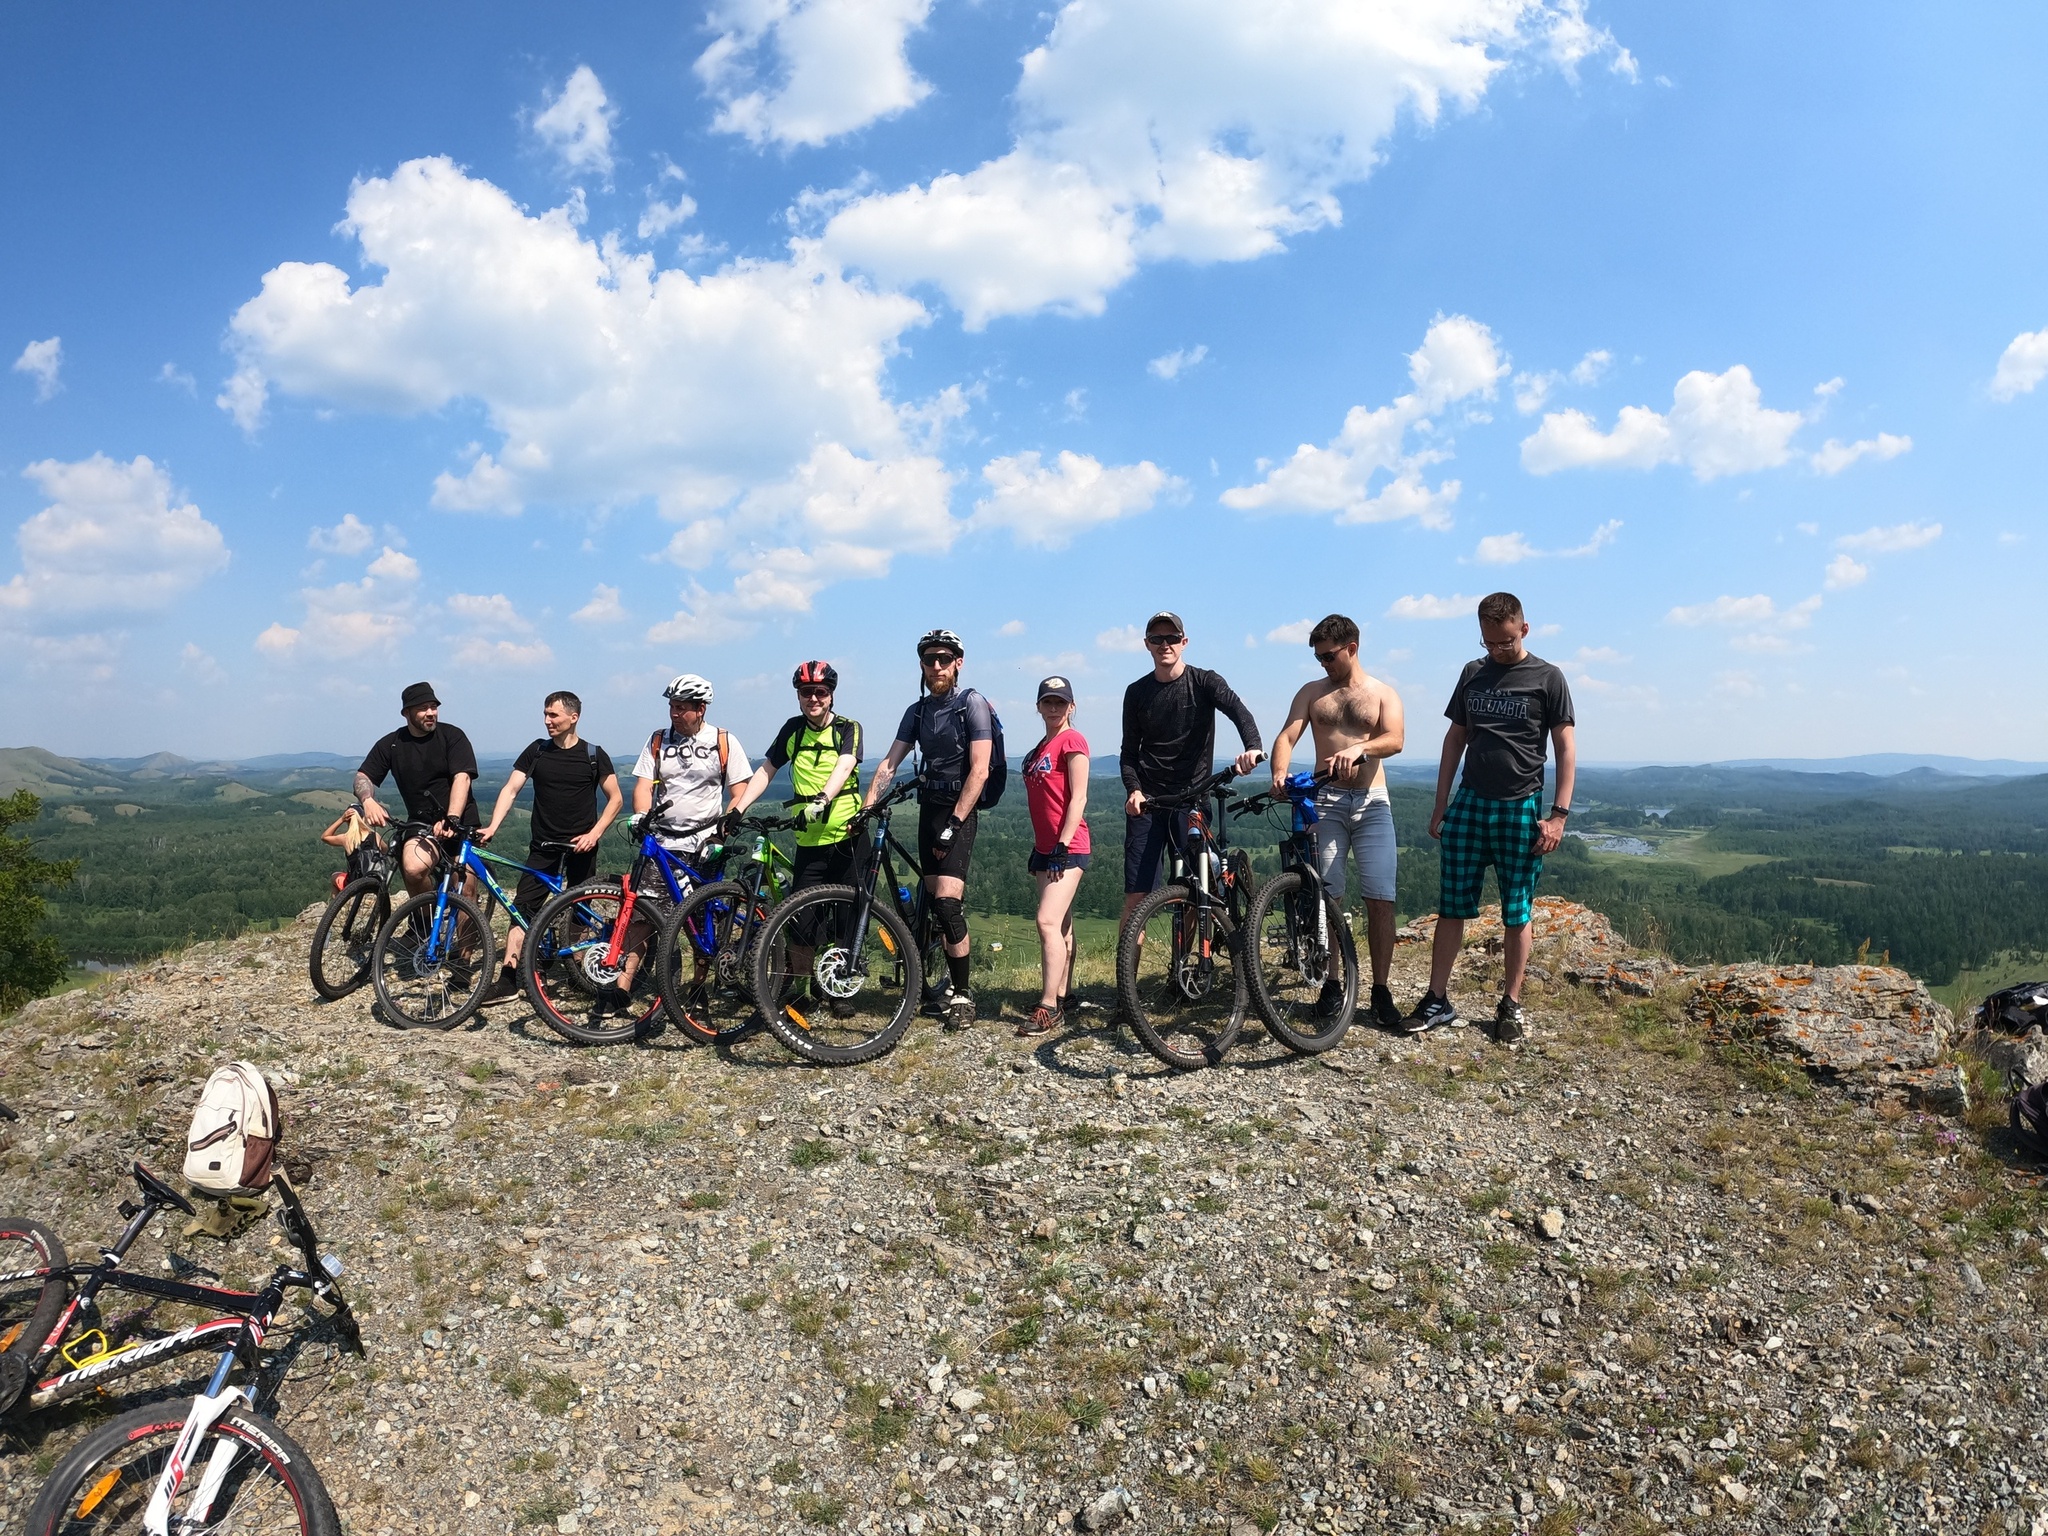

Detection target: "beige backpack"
[183, 1063, 281, 1197]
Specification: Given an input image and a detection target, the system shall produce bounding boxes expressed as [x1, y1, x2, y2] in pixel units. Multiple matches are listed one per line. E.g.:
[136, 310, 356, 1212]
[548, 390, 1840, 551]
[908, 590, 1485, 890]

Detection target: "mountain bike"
[519, 795, 726, 1046]
[6, 1165, 361, 1536]
[749, 777, 936, 1066]
[368, 829, 578, 1031]
[1235, 770, 1358, 1053]
[1116, 758, 1265, 1071]
[653, 809, 799, 1045]
[307, 823, 407, 1001]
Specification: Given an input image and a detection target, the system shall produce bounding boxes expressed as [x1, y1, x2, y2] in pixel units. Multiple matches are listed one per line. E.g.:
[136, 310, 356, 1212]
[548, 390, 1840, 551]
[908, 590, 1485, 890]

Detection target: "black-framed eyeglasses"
[1145, 633, 1184, 647]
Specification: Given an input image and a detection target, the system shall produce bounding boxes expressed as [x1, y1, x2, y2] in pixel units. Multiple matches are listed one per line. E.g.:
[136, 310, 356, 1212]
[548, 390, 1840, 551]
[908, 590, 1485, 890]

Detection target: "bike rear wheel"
[0, 1216, 68, 1415]
[520, 880, 665, 1046]
[24, 1400, 339, 1536]
[752, 884, 921, 1065]
[656, 880, 769, 1045]
[372, 890, 493, 1030]
[309, 877, 388, 1001]
[1245, 869, 1357, 1054]
[1117, 883, 1247, 1070]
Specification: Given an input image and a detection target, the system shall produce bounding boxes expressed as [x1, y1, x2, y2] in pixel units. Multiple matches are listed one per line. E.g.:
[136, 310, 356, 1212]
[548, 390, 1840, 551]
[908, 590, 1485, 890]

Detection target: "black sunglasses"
[1313, 648, 1346, 665]
[919, 651, 960, 666]
[1144, 633, 1184, 647]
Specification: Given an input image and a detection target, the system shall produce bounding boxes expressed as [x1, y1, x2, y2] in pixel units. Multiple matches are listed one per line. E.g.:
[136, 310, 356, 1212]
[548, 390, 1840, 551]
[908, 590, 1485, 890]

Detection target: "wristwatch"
[1549, 805, 1571, 820]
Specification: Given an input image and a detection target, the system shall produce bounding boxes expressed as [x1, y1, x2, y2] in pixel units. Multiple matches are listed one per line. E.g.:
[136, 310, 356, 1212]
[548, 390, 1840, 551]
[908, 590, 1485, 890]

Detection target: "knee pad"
[932, 895, 969, 947]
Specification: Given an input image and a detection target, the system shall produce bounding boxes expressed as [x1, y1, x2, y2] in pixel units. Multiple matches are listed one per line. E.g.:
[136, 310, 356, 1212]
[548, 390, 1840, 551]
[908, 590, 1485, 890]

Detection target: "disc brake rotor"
[813, 946, 864, 1000]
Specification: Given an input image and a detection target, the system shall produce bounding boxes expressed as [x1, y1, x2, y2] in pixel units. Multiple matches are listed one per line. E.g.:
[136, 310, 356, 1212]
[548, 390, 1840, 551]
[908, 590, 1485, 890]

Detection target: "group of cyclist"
[340, 591, 1575, 1044]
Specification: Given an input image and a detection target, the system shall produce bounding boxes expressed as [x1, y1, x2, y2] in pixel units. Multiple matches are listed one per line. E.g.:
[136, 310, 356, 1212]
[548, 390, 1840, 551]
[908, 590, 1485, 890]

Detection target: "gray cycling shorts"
[1313, 789, 1396, 905]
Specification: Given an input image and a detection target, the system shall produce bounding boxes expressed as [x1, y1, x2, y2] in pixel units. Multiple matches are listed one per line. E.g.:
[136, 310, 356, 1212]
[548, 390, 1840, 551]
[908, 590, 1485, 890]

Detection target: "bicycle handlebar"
[1134, 755, 1267, 811]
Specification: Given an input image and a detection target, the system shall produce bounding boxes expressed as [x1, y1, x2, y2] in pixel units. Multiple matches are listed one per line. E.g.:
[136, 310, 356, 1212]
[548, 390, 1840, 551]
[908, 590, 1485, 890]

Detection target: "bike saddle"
[131, 1162, 197, 1216]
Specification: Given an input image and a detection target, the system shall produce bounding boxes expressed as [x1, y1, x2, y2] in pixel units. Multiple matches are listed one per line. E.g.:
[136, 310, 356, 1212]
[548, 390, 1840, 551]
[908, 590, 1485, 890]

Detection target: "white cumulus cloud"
[257, 543, 420, 660]
[532, 66, 616, 179]
[1521, 364, 1808, 480]
[574, 584, 626, 625]
[1991, 327, 2048, 401]
[0, 454, 228, 620]
[308, 513, 376, 555]
[1264, 619, 1315, 645]
[1823, 554, 1868, 591]
[698, 0, 936, 148]
[1148, 345, 1207, 381]
[1666, 593, 1821, 650]
[1386, 593, 1479, 621]
[1096, 624, 1145, 652]
[1810, 432, 1911, 476]
[1222, 314, 1505, 528]
[1475, 518, 1621, 564]
[971, 451, 1181, 550]
[817, 0, 1632, 327]
[13, 337, 61, 401]
[1835, 520, 1941, 554]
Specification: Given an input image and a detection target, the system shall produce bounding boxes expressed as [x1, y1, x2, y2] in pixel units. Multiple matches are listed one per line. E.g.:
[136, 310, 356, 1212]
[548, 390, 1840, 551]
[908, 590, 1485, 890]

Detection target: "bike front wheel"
[372, 890, 493, 1030]
[1245, 869, 1357, 1054]
[1117, 883, 1247, 1070]
[309, 877, 388, 1001]
[657, 880, 771, 1045]
[24, 1400, 340, 1536]
[521, 880, 664, 1046]
[0, 1216, 68, 1415]
[752, 884, 921, 1065]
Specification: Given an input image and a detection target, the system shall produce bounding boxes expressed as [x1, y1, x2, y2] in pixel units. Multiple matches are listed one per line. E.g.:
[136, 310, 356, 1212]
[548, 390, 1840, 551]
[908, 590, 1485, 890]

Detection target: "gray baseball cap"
[1145, 611, 1185, 637]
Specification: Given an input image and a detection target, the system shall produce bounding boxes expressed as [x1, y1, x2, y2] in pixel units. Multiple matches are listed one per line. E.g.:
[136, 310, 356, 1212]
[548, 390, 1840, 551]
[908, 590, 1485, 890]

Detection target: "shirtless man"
[1269, 614, 1407, 1030]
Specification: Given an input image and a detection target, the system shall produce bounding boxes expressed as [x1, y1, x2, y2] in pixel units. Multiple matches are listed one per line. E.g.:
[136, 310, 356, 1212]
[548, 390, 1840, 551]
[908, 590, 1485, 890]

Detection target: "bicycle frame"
[1135, 766, 1259, 991]
[839, 780, 932, 987]
[12, 1169, 359, 1419]
[598, 798, 724, 971]
[398, 832, 568, 971]
[673, 817, 795, 964]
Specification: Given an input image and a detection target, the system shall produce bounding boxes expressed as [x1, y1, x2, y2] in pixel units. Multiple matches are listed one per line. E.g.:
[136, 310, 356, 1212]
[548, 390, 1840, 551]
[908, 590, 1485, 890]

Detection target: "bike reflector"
[76, 1468, 124, 1519]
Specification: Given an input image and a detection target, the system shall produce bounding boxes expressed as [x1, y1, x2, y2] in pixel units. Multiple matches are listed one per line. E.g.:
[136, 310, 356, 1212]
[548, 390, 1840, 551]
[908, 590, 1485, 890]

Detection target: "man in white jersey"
[1268, 613, 1407, 1031]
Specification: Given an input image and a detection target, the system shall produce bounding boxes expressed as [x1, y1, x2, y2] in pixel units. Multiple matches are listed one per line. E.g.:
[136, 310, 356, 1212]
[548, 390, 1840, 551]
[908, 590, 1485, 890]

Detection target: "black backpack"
[920, 690, 1007, 809]
[2013, 1082, 2048, 1160]
[1978, 980, 2048, 1034]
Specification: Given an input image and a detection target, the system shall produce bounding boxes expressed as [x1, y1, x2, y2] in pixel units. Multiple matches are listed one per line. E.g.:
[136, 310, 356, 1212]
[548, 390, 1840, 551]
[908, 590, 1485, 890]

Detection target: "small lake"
[1567, 830, 1657, 856]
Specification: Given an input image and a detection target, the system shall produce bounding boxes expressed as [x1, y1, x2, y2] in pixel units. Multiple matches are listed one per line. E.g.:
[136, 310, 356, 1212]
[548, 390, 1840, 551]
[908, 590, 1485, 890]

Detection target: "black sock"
[948, 953, 973, 992]
[1372, 983, 1393, 1001]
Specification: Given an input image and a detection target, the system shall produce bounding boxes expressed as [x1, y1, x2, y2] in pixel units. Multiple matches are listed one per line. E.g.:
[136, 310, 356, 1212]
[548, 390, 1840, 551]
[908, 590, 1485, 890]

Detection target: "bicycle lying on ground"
[367, 826, 580, 1031]
[1234, 769, 1358, 1053]
[750, 777, 941, 1066]
[1, 1165, 362, 1535]
[653, 808, 799, 1046]
[518, 794, 725, 1046]
[1115, 757, 1266, 1071]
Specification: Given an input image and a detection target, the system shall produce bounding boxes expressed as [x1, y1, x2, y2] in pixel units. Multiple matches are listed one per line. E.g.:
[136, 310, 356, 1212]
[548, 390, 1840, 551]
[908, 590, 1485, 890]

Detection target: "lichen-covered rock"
[1686, 963, 1954, 1080]
[1960, 1023, 2048, 1088]
[1403, 896, 1690, 997]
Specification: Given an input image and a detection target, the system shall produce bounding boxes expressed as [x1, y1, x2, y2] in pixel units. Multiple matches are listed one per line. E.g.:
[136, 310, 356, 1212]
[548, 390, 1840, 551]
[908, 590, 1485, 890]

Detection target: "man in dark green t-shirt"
[729, 660, 865, 890]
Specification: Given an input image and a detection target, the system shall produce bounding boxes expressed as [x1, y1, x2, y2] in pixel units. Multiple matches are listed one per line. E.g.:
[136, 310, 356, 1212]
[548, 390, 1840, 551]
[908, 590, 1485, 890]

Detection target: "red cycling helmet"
[792, 660, 838, 690]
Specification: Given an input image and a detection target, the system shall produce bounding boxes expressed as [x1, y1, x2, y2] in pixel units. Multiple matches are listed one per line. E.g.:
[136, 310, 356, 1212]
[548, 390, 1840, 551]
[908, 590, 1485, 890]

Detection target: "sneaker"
[1401, 993, 1457, 1035]
[1370, 984, 1403, 1032]
[478, 970, 521, 1008]
[595, 982, 632, 1012]
[944, 992, 977, 1032]
[1494, 995, 1528, 1044]
[1016, 1004, 1063, 1038]
[1312, 978, 1344, 1018]
[922, 981, 954, 1019]
[828, 995, 859, 1020]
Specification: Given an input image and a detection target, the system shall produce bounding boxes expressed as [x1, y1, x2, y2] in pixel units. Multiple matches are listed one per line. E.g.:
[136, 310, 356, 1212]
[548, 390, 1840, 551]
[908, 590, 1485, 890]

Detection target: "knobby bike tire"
[520, 880, 665, 1046]
[308, 877, 388, 1002]
[1245, 869, 1358, 1054]
[751, 884, 921, 1066]
[372, 889, 494, 1031]
[1117, 882, 1248, 1070]
[24, 1400, 340, 1536]
[656, 881, 770, 1045]
[0, 1216, 69, 1416]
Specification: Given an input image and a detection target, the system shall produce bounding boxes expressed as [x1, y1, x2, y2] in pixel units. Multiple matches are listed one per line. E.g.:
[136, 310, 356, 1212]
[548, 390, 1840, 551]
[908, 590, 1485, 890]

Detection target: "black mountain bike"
[1116, 759, 1265, 1070]
[1236, 770, 1359, 1053]
[654, 810, 798, 1045]
[307, 823, 407, 1001]
[4, 1165, 361, 1536]
[750, 778, 939, 1066]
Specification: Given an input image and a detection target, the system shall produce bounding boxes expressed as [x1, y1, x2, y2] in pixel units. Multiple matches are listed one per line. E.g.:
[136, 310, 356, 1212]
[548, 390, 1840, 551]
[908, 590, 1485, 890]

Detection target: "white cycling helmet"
[663, 673, 714, 705]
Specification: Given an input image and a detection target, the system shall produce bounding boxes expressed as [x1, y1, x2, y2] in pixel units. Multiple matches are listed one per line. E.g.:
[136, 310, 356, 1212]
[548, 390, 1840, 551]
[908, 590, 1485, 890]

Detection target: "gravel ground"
[0, 903, 2041, 1536]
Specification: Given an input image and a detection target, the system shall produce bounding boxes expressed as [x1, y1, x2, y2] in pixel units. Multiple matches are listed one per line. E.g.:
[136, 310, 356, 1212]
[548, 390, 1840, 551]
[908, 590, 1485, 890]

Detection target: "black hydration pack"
[1978, 980, 2048, 1035]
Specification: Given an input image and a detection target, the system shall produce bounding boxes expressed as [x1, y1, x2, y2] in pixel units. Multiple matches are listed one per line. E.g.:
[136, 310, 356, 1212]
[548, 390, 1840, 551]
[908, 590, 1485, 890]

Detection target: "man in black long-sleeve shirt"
[1119, 610, 1263, 928]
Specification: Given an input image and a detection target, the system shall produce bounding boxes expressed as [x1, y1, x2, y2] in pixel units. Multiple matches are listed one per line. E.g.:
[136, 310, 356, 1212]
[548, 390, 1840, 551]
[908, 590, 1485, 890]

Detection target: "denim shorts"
[1312, 789, 1396, 905]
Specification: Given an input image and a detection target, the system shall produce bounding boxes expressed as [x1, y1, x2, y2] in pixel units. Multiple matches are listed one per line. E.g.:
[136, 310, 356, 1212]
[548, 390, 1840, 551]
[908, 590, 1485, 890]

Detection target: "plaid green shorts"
[1438, 788, 1545, 926]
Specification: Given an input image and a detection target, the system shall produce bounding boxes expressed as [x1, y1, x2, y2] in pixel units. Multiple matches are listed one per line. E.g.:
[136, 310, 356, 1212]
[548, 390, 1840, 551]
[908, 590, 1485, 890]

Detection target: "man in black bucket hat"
[354, 681, 482, 895]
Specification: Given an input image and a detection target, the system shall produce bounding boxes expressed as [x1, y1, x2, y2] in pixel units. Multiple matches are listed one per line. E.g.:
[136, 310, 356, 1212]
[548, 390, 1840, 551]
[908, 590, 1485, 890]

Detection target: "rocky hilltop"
[0, 900, 2039, 1536]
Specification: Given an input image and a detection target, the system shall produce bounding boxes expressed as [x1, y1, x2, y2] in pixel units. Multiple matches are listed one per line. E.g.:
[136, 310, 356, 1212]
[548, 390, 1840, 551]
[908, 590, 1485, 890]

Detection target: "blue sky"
[3, 1, 2044, 765]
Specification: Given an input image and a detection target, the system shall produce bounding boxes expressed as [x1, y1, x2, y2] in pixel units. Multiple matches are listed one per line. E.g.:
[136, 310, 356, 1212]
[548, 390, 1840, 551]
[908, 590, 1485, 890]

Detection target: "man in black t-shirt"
[1407, 592, 1577, 1044]
[1118, 610, 1263, 930]
[475, 690, 624, 1005]
[355, 681, 483, 896]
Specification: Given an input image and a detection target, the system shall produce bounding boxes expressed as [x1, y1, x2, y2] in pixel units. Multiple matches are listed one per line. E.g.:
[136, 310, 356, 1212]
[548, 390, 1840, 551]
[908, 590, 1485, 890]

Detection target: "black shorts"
[792, 839, 865, 892]
[1124, 809, 1189, 894]
[1028, 849, 1092, 874]
[918, 800, 978, 880]
[514, 845, 597, 919]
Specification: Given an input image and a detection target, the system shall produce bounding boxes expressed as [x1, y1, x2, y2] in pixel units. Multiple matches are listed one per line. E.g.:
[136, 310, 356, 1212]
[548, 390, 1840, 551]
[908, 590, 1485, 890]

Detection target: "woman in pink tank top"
[1017, 675, 1091, 1037]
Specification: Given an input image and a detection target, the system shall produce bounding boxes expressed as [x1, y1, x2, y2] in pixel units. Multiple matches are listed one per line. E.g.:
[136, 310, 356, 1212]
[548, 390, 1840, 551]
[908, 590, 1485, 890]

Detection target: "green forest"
[11, 747, 2048, 998]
